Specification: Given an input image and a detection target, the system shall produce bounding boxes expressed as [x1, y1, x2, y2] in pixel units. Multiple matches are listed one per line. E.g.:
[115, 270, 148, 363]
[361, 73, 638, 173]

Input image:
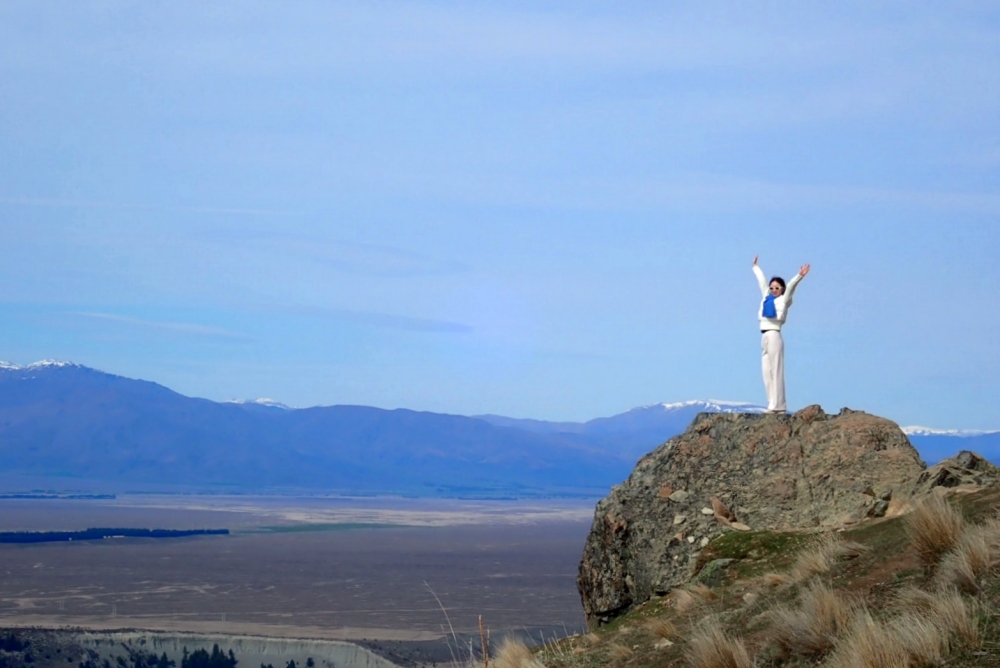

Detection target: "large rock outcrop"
[915, 450, 1000, 494]
[577, 406, 927, 626]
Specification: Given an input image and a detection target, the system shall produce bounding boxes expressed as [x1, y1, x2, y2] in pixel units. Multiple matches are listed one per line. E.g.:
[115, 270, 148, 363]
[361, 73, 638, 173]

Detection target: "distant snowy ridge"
[226, 398, 292, 409]
[903, 426, 1000, 437]
[0, 359, 80, 371]
[645, 399, 765, 413]
[5, 361, 992, 439]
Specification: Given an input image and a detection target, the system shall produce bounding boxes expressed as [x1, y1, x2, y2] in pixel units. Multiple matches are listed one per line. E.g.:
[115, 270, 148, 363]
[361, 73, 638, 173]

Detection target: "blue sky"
[1, 2, 998, 428]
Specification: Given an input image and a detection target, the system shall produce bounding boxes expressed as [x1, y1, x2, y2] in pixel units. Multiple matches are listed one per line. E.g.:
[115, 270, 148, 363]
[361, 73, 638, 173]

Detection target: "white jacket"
[754, 265, 803, 331]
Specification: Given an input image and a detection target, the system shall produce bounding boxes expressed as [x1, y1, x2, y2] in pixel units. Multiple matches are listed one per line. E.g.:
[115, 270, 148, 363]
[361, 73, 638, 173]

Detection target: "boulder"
[577, 406, 926, 626]
[914, 450, 1000, 495]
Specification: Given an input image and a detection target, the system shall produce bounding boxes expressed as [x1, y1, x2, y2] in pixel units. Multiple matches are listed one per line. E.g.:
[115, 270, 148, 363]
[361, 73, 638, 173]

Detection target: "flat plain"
[0, 496, 593, 644]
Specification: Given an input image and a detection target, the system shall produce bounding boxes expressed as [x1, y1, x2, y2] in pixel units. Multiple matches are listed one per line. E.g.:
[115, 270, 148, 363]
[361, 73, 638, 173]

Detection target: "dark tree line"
[260, 660, 313, 668]
[70, 645, 316, 668]
[181, 646, 236, 668]
[80, 649, 174, 668]
[0, 528, 228, 544]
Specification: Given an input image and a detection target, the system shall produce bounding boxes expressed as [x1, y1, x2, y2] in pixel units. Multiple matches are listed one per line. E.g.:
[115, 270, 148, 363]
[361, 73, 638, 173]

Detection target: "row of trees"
[0, 528, 229, 544]
[261, 659, 314, 668]
[79, 649, 173, 668]
[181, 646, 235, 668]
[75, 645, 315, 668]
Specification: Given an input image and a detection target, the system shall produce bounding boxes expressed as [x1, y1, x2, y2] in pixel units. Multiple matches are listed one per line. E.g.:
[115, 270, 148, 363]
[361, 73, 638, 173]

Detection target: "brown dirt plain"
[0, 496, 593, 644]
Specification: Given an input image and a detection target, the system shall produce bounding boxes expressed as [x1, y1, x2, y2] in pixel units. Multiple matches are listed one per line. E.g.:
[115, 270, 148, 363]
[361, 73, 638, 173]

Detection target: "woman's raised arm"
[784, 263, 810, 300]
[752, 255, 768, 296]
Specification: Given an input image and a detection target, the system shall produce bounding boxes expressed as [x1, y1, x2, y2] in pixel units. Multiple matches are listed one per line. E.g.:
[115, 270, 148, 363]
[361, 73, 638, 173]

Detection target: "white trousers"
[761, 330, 786, 412]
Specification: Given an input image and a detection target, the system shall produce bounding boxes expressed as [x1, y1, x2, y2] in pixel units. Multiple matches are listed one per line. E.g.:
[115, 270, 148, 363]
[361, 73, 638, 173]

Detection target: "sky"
[1, 2, 999, 428]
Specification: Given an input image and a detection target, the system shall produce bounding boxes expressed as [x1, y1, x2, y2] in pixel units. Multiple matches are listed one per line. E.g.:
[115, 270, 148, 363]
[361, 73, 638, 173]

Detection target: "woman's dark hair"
[770, 276, 786, 290]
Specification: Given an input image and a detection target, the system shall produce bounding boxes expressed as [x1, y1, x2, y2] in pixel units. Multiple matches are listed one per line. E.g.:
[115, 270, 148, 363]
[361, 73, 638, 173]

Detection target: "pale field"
[0, 496, 595, 642]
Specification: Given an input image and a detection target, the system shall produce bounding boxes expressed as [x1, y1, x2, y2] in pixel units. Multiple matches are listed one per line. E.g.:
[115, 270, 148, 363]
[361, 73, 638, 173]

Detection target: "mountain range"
[0, 361, 995, 496]
[902, 426, 1000, 470]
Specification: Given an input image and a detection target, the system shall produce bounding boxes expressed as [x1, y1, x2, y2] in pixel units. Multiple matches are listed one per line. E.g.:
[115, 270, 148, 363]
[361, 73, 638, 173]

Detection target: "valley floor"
[0, 495, 594, 664]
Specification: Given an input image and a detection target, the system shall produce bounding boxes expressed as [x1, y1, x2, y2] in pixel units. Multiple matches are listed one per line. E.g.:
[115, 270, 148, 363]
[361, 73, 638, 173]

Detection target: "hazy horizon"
[3, 358, 997, 434]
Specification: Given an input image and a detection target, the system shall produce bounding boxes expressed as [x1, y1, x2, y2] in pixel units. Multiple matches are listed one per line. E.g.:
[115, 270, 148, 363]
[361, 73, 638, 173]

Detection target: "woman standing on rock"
[753, 256, 810, 414]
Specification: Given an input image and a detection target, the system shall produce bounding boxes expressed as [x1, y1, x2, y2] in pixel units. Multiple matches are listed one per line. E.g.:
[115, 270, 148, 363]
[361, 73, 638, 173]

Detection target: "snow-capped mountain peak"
[0, 359, 80, 371]
[648, 399, 765, 414]
[902, 426, 1000, 437]
[226, 397, 292, 410]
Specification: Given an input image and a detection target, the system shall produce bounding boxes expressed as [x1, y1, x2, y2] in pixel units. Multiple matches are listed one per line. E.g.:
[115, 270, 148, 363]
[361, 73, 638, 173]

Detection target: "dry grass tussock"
[825, 593, 975, 668]
[935, 519, 1000, 593]
[884, 613, 946, 665]
[642, 615, 677, 639]
[758, 572, 792, 588]
[824, 610, 918, 668]
[906, 494, 965, 567]
[790, 536, 868, 582]
[492, 637, 546, 668]
[689, 583, 718, 600]
[768, 581, 856, 659]
[608, 642, 633, 659]
[684, 618, 752, 668]
[895, 586, 979, 645]
[673, 585, 715, 614]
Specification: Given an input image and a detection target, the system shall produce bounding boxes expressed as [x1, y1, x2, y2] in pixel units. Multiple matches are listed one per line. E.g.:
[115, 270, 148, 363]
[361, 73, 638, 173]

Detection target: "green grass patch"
[843, 513, 907, 550]
[696, 529, 812, 578]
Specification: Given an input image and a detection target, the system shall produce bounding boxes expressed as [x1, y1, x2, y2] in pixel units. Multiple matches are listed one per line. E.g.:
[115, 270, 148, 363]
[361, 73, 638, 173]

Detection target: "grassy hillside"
[496, 486, 1000, 668]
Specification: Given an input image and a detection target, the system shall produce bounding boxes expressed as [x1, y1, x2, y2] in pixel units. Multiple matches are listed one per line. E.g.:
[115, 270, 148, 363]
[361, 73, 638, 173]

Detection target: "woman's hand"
[799, 263, 811, 277]
[753, 255, 759, 267]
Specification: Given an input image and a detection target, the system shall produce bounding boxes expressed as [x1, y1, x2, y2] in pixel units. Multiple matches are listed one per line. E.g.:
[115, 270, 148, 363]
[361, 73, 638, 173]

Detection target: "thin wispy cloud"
[342, 165, 1000, 216]
[8, 3, 987, 85]
[73, 312, 249, 341]
[0, 196, 299, 217]
[629, 175, 1000, 215]
[277, 305, 473, 334]
[248, 237, 470, 278]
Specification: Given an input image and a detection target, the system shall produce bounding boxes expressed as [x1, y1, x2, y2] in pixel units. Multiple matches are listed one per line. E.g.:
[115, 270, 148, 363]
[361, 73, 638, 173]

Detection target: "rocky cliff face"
[6, 631, 399, 668]
[576, 406, 929, 626]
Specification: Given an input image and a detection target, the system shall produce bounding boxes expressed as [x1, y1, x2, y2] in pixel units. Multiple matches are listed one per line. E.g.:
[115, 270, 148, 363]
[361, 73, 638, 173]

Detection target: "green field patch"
[250, 522, 414, 533]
